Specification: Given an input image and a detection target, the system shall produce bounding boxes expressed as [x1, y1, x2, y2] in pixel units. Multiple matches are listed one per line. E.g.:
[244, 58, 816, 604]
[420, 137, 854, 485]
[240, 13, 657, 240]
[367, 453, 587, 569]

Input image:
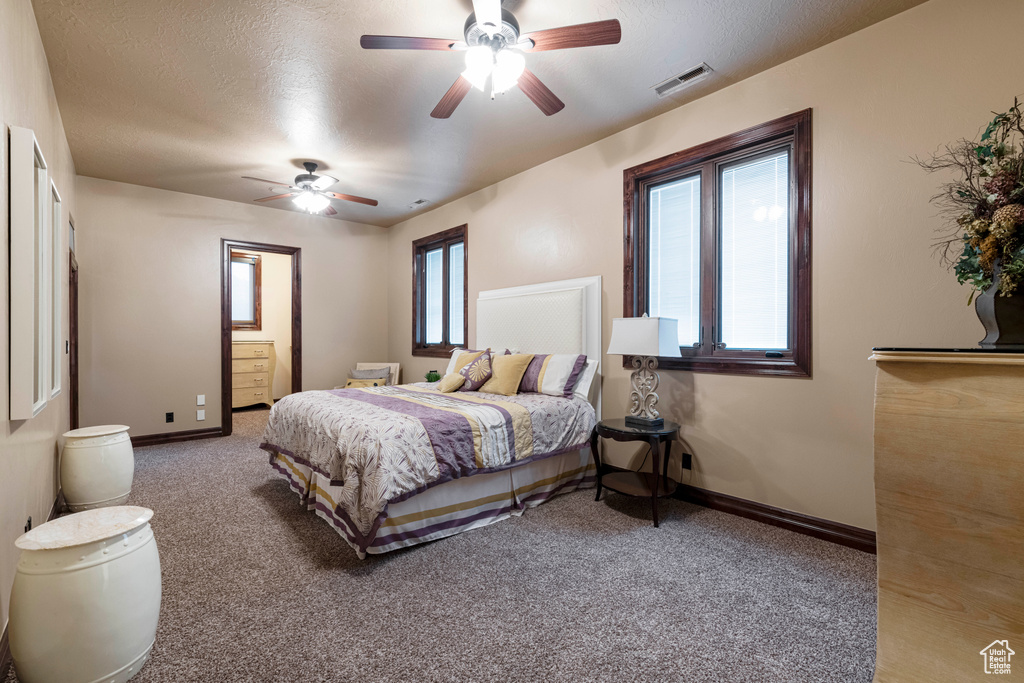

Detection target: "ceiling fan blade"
[254, 192, 298, 202]
[327, 192, 379, 207]
[360, 35, 458, 50]
[518, 68, 565, 116]
[243, 176, 294, 188]
[471, 0, 502, 35]
[431, 75, 473, 119]
[520, 19, 622, 52]
[324, 205, 338, 216]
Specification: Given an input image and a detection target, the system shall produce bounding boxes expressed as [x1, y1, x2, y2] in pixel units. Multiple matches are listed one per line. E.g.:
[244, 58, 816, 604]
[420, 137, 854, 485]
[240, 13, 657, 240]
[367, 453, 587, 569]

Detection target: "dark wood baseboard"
[1, 488, 65, 679]
[131, 427, 223, 448]
[674, 483, 876, 554]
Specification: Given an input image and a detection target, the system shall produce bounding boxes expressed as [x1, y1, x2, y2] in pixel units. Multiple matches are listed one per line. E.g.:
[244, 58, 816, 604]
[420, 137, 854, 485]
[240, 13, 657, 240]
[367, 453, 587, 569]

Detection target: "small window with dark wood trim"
[230, 251, 262, 330]
[624, 109, 812, 377]
[413, 225, 467, 357]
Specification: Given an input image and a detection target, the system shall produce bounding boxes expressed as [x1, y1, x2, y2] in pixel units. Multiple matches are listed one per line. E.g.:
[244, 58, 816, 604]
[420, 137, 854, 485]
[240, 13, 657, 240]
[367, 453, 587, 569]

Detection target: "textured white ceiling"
[32, 0, 925, 227]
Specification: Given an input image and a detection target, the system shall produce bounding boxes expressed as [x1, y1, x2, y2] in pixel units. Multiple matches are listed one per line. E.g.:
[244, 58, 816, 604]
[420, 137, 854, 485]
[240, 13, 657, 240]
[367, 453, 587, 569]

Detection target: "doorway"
[69, 251, 79, 430]
[220, 239, 301, 437]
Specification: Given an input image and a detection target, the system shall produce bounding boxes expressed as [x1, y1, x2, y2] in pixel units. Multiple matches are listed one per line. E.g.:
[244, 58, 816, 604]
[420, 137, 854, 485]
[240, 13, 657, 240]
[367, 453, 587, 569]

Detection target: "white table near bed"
[262, 276, 602, 558]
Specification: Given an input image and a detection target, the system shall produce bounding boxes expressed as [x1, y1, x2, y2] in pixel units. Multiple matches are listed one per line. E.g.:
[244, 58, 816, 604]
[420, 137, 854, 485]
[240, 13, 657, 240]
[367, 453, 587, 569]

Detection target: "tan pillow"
[479, 354, 534, 396]
[453, 349, 486, 374]
[344, 378, 386, 388]
[436, 373, 466, 393]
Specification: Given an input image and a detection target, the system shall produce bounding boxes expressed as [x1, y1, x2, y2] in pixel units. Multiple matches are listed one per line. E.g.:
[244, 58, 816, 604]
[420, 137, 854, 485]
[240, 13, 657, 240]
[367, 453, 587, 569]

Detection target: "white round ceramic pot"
[61, 425, 134, 511]
[9, 506, 162, 683]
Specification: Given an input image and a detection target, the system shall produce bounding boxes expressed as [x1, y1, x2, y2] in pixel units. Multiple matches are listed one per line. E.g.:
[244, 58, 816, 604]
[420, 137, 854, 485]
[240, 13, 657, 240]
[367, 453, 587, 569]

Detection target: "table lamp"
[606, 315, 681, 428]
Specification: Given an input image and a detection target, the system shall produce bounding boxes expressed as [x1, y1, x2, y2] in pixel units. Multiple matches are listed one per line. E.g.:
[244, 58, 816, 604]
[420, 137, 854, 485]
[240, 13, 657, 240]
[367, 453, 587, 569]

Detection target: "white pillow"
[573, 359, 599, 401]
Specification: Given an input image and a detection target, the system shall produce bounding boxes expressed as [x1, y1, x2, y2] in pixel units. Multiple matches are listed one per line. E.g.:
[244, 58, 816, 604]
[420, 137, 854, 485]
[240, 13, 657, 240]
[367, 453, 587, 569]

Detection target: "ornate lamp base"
[625, 356, 664, 429]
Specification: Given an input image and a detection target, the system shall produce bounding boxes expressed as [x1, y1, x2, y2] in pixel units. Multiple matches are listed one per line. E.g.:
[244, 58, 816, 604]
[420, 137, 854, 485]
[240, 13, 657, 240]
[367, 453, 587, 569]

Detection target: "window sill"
[413, 346, 459, 359]
[623, 355, 811, 378]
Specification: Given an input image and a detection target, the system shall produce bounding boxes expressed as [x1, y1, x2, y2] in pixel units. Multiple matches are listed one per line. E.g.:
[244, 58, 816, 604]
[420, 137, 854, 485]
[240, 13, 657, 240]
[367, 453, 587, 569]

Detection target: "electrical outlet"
[196, 409, 205, 421]
[25, 516, 32, 533]
[197, 394, 205, 406]
[166, 412, 174, 423]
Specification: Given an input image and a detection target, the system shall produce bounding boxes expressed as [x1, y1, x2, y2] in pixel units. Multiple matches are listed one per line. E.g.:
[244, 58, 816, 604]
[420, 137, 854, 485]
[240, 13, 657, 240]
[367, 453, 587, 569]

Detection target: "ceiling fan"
[242, 162, 379, 215]
[360, 0, 621, 118]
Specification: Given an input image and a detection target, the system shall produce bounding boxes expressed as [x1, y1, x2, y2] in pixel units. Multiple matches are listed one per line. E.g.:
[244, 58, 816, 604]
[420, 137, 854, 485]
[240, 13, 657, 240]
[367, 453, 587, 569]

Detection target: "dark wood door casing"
[220, 239, 301, 437]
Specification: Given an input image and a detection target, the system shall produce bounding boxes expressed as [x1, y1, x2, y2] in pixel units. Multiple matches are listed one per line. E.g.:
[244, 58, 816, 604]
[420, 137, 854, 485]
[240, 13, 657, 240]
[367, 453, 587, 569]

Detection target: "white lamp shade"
[606, 316, 682, 358]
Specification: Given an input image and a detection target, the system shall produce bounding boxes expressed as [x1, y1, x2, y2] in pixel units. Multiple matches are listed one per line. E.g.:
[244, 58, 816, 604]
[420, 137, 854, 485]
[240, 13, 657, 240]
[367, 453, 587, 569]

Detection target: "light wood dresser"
[232, 341, 275, 408]
[871, 349, 1024, 682]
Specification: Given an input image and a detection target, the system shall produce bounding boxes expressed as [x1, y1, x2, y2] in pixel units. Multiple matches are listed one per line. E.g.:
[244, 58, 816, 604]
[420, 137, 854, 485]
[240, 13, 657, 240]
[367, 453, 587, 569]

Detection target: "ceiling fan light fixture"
[463, 45, 494, 91]
[491, 49, 525, 94]
[293, 191, 330, 213]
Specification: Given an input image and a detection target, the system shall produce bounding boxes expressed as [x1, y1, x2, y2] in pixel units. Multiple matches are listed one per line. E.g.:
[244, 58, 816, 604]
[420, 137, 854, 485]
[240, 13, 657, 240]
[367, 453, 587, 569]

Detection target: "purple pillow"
[458, 350, 493, 391]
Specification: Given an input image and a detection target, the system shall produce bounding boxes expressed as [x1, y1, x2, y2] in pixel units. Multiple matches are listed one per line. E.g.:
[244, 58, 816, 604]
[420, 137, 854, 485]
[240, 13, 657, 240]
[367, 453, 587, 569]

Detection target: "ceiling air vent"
[408, 199, 431, 210]
[653, 63, 713, 98]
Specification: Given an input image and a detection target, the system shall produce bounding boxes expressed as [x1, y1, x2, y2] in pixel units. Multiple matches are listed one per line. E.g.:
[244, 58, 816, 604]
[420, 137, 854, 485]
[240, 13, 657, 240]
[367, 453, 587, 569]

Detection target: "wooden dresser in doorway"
[232, 341, 275, 408]
[871, 348, 1024, 682]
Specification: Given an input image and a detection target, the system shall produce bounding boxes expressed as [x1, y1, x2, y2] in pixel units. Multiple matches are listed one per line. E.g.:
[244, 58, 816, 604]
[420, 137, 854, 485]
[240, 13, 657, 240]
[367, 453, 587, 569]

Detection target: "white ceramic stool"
[61, 425, 133, 511]
[9, 506, 162, 683]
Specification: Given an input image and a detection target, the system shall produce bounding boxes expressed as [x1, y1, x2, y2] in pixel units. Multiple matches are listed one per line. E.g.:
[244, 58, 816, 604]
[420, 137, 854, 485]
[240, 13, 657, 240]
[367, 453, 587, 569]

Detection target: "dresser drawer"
[232, 342, 273, 360]
[232, 358, 271, 374]
[232, 372, 270, 389]
[232, 387, 271, 408]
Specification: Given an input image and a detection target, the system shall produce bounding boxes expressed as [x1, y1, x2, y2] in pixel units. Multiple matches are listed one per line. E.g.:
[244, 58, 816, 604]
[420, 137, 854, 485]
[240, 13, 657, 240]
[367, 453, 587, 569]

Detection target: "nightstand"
[590, 418, 681, 527]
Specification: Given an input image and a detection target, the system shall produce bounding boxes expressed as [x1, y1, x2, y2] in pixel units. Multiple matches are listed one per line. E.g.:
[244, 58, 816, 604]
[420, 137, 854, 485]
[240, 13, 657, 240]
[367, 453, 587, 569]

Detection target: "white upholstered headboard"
[476, 276, 601, 417]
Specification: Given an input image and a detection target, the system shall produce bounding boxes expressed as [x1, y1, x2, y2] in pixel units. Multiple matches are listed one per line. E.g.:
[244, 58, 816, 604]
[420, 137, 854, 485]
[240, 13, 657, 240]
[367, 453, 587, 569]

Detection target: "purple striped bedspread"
[259, 383, 596, 547]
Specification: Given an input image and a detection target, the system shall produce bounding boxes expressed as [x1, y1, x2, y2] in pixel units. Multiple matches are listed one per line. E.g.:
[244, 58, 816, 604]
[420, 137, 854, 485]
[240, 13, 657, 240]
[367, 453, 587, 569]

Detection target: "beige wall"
[0, 0, 77, 634]
[232, 251, 292, 398]
[76, 177, 388, 436]
[387, 0, 1014, 531]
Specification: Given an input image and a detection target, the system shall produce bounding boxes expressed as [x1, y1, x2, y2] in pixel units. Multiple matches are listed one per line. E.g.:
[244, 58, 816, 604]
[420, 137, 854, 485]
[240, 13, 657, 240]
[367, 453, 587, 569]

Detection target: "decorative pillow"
[458, 350, 493, 391]
[445, 348, 486, 376]
[348, 367, 391, 384]
[519, 354, 588, 397]
[344, 377, 386, 388]
[479, 354, 534, 396]
[572, 358, 599, 401]
[436, 373, 466, 393]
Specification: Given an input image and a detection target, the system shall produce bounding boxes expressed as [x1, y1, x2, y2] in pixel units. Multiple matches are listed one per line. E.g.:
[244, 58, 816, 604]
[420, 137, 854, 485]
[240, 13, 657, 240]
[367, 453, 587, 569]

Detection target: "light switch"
[197, 394, 205, 406]
[196, 409, 205, 421]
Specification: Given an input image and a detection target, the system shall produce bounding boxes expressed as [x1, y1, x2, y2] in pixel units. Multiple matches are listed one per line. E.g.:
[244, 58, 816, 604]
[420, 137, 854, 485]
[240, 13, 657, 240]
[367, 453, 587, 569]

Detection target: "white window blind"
[448, 242, 464, 346]
[648, 174, 701, 347]
[424, 247, 443, 344]
[720, 150, 790, 350]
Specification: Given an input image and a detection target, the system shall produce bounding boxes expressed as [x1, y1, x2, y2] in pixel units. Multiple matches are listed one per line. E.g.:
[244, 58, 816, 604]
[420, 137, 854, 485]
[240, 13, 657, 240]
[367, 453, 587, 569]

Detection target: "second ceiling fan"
[361, 0, 621, 118]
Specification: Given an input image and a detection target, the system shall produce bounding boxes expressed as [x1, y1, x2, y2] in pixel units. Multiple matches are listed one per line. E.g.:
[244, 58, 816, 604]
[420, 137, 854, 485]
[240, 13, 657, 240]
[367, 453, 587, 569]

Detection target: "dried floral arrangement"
[918, 98, 1024, 302]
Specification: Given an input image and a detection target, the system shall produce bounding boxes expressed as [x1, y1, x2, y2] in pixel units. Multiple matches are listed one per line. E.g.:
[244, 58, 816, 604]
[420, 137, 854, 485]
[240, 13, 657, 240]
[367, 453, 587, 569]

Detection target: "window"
[230, 251, 262, 330]
[413, 225, 467, 357]
[623, 110, 811, 377]
[51, 183, 63, 398]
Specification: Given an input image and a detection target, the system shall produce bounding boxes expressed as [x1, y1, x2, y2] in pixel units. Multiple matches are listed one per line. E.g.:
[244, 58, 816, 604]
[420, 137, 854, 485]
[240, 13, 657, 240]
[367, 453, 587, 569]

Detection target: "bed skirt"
[269, 448, 596, 558]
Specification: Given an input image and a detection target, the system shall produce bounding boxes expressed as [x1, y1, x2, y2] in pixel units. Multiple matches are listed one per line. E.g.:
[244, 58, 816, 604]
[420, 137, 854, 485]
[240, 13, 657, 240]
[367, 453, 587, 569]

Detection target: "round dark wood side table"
[590, 418, 681, 527]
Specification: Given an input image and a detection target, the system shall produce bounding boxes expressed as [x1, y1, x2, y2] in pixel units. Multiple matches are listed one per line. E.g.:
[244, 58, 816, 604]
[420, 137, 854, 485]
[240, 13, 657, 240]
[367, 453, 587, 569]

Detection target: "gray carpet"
[6, 408, 877, 682]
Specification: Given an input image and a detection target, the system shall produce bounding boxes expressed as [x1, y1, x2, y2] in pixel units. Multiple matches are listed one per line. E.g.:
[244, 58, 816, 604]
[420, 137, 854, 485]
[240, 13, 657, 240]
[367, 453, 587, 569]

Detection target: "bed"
[261, 276, 602, 557]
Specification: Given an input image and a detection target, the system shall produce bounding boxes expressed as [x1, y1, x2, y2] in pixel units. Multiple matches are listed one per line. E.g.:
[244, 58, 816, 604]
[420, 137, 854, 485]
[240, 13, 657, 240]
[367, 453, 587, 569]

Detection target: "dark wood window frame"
[623, 109, 812, 377]
[230, 251, 262, 331]
[412, 224, 468, 358]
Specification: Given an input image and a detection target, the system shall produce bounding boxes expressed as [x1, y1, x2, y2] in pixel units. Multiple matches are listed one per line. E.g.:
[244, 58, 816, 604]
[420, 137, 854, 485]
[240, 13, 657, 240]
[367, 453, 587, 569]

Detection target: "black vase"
[975, 261, 1024, 348]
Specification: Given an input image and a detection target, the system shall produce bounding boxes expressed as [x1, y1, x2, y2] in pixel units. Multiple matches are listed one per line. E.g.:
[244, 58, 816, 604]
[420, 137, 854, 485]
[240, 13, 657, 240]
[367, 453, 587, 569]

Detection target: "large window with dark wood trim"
[624, 109, 811, 377]
[230, 251, 262, 330]
[413, 225, 467, 357]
